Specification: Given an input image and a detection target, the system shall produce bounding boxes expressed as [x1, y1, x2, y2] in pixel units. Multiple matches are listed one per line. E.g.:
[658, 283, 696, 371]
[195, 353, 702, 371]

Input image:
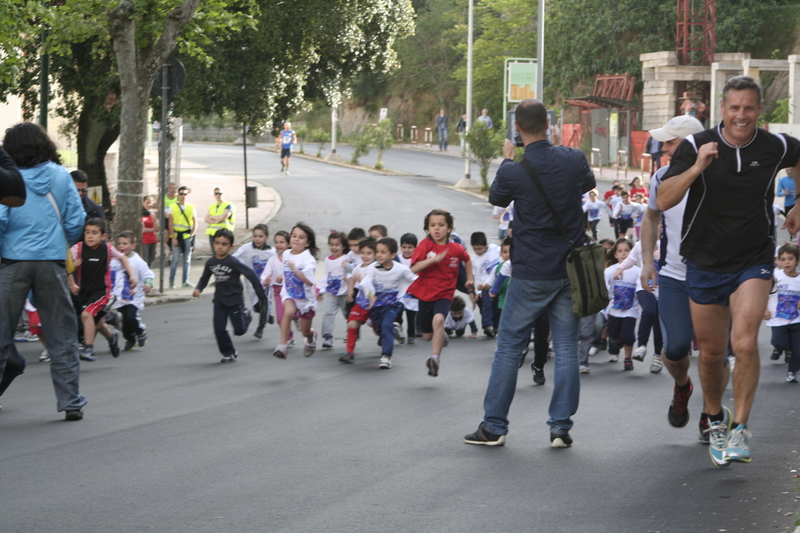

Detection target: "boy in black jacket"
[193, 229, 268, 362]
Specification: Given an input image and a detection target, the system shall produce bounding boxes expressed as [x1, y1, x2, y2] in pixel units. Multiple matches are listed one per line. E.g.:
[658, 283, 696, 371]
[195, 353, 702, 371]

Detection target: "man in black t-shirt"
[659, 76, 800, 468]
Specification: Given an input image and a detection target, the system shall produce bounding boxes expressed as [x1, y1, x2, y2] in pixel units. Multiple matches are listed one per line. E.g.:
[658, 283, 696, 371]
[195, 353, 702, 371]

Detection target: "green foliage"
[350, 129, 373, 164]
[294, 124, 309, 154]
[370, 119, 395, 169]
[310, 128, 331, 157]
[465, 121, 505, 190]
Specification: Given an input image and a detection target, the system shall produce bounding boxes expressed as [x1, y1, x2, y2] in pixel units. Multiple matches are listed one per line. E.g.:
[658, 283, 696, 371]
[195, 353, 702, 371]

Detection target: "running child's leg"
[213, 301, 236, 359]
[280, 299, 297, 344]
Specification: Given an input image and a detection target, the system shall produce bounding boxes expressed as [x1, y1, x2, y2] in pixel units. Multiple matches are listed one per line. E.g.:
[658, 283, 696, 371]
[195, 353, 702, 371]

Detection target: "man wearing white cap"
[640, 114, 717, 444]
[658, 76, 800, 468]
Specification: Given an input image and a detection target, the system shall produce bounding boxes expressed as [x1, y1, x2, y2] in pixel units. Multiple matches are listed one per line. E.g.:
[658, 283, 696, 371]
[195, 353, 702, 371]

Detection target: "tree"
[370, 119, 395, 169]
[465, 122, 505, 190]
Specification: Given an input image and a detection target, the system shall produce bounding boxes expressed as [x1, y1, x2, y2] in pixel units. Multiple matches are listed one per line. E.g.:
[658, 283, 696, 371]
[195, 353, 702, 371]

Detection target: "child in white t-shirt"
[318, 231, 349, 349]
[444, 296, 477, 338]
[764, 242, 800, 383]
[605, 238, 640, 370]
[261, 230, 290, 340]
[233, 224, 275, 338]
[582, 189, 607, 241]
[398, 233, 420, 344]
[470, 231, 501, 337]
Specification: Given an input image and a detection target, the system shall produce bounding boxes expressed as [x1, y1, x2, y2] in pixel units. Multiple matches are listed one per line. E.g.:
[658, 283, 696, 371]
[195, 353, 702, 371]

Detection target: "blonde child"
[272, 223, 319, 359]
[234, 224, 275, 338]
[318, 231, 349, 349]
[407, 209, 473, 377]
[605, 238, 640, 370]
[111, 231, 154, 351]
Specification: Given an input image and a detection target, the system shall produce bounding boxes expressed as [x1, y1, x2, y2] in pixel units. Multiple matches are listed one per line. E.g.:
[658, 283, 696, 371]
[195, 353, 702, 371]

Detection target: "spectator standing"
[71, 169, 105, 224]
[0, 123, 88, 420]
[141, 196, 158, 267]
[204, 187, 235, 250]
[436, 109, 449, 151]
[168, 186, 196, 288]
[477, 109, 493, 129]
[456, 113, 467, 150]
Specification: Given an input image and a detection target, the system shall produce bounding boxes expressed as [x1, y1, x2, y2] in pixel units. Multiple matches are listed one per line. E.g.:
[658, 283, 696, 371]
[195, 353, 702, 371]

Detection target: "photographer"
[464, 99, 595, 449]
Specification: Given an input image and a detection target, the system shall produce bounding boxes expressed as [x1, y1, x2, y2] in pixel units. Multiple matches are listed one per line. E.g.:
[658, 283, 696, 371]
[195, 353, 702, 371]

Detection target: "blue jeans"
[438, 128, 448, 150]
[170, 234, 193, 285]
[370, 302, 404, 357]
[0, 261, 87, 412]
[482, 277, 580, 435]
[214, 301, 251, 356]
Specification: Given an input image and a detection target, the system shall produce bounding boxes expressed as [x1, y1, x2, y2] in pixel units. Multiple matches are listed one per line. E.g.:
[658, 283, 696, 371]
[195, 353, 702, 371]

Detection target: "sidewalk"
[141, 157, 281, 306]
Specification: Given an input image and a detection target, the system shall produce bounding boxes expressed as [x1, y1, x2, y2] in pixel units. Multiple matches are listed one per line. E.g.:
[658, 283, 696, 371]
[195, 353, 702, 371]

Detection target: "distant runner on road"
[276, 122, 298, 175]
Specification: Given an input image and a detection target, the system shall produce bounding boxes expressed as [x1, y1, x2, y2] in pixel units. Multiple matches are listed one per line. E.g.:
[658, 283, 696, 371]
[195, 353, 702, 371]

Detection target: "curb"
[254, 146, 415, 176]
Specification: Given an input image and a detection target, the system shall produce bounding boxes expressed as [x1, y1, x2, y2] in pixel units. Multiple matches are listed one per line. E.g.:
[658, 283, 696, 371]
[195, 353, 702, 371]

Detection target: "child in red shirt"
[408, 209, 474, 377]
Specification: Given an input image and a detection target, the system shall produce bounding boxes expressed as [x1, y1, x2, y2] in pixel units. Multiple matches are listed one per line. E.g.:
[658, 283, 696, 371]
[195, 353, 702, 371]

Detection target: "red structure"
[676, 0, 715, 66]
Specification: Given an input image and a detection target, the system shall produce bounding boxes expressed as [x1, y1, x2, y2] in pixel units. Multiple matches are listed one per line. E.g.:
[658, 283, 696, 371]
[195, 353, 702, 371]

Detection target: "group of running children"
[29, 194, 798, 386]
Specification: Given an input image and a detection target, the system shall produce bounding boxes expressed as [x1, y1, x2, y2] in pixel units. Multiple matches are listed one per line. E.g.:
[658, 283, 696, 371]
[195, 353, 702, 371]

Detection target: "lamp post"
[455, 0, 475, 189]
[537, 0, 544, 101]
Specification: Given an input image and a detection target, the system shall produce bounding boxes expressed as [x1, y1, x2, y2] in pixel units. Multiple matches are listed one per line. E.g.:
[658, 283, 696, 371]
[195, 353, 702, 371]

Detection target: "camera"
[507, 110, 524, 147]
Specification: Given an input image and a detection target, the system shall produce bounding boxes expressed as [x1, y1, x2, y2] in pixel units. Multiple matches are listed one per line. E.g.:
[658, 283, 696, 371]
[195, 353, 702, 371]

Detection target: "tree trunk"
[76, 100, 120, 214]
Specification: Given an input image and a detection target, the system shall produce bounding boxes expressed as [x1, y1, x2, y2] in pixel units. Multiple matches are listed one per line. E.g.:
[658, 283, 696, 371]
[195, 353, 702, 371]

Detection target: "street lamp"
[455, 0, 475, 189]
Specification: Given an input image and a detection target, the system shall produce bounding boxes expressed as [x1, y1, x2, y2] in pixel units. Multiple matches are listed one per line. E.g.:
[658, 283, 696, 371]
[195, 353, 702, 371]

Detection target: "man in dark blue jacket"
[465, 98, 595, 448]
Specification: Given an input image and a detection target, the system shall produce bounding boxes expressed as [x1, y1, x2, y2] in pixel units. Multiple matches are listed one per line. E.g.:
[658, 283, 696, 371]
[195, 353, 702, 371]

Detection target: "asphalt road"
[3, 145, 799, 533]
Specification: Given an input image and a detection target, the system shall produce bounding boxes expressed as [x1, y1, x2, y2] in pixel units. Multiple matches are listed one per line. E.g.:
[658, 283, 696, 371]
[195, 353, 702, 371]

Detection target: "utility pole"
[464, 0, 474, 181]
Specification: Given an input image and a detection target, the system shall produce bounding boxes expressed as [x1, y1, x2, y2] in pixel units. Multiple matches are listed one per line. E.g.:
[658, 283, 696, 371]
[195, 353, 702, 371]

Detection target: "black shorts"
[418, 298, 452, 334]
[617, 218, 634, 233]
[280, 147, 292, 158]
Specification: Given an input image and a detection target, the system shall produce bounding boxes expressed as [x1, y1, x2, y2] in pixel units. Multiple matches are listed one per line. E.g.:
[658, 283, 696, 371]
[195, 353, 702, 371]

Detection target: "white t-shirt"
[766, 269, 800, 327]
[493, 201, 514, 231]
[608, 195, 623, 213]
[318, 254, 349, 296]
[280, 249, 317, 313]
[360, 262, 418, 308]
[397, 255, 418, 310]
[613, 201, 641, 221]
[648, 164, 687, 282]
[583, 200, 607, 222]
[351, 261, 376, 309]
[472, 243, 501, 288]
[604, 263, 640, 319]
[234, 243, 275, 306]
[444, 307, 476, 330]
[261, 252, 285, 287]
[111, 252, 154, 310]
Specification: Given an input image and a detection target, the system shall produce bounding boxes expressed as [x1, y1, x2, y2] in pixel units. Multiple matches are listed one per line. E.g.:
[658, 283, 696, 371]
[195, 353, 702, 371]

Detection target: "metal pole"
[39, 21, 49, 130]
[537, 0, 545, 102]
[464, 0, 474, 180]
[158, 64, 169, 293]
[243, 122, 249, 228]
[331, 107, 337, 153]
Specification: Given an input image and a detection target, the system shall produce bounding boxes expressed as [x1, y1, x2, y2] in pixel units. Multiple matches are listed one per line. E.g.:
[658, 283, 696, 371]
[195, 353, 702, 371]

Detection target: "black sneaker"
[254, 326, 264, 339]
[623, 358, 634, 371]
[65, 409, 84, 421]
[698, 412, 710, 444]
[123, 338, 136, 351]
[531, 363, 546, 385]
[771, 348, 782, 360]
[484, 327, 496, 338]
[550, 432, 573, 448]
[137, 331, 147, 347]
[464, 422, 506, 446]
[220, 352, 238, 363]
[607, 339, 620, 355]
[109, 332, 120, 358]
[668, 377, 693, 428]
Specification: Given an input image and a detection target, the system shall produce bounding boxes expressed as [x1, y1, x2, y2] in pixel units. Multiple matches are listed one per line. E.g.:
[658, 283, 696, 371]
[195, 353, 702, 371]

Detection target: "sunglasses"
[178, 192, 188, 196]
[77, 188, 87, 194]
[214, 192, 222, 195]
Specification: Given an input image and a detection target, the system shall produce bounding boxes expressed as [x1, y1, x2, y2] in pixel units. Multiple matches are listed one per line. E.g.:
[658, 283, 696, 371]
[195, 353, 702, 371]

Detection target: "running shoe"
[79, 346, 97, 362]
[531, 363, 546, 385]
[550, 432, 573, 448]
[484, 327, 496, 338]
[39, 349, 50, 363]
[303, 330, 318, 357]
[322, 335, 334, 349]
[623, 358, 634, 371]
[650, 354, 663, 373]
[725, 423, 752, 463]
[464, 422, 506, 446]
[109, 331, 120, 358]
[273, 344, 288, 359]
[14, 331, 38, 342]
[379, 355, 392, 369]
[220, 352, 238, 363]
[787, 372, 798, 383]
[608, 354, 618, 363]
[698, 413, 710, 444]
[137, 331, 147, 347]
[65, 409, 84, 421]
[407, 338, 416, 345]
[426, 355, 440, 377]
[668, 377, 693, 428]
[339, 353, 354, 364]
[124, 338, 136, 351]
[771, 348, 782, 360]
[392, 323, 405, 344]
[633, 345, 647, 361]
[588, 346, 599, 357]
[579, 364, 590, 374]
[708, 406, 733, 468]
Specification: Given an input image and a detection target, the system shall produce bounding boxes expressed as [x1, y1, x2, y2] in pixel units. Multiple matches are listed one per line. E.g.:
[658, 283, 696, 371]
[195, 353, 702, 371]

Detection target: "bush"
[371, 120, 395, 170]
[310, 128, 331, 157]
[465, 123, 507, 190]
[294, 124, 309, 154]
[350, 129, 373, 165]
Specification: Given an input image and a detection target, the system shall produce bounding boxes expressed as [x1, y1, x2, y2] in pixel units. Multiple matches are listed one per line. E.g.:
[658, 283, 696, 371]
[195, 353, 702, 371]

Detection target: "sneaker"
[339, 353, 355, 364]
[608, 354, 618, 363]
[607, 339, 620, 355]
[579, 364, 590, 374]
[407, 337, 416, 345]
[725, 423, 752, 463]
[285, 170, 290, 175]
[550, 432, 573, 448]
[79, 347, 97, 362]
[771, 348, 782, 360]
[464, 422, 506, 446]
[668, 377, 693, 428]
[220, 352, 238, 363]
[588, 346, 599, 357]
[322, 335, 334, 349]
[303, 330, 318, 357]
[633, 345, 647, 361]
[268, 315, 275, 325]
[787, 372, 798, 383]
[254, 326, 264, 339]
[14, 331, 39, 342]
[698, 413, 710, 444]
[137, 331, 147, 347]
[426, 355, 440, 377]
[108, 331, 120, 358]
[623, 358, 634, 371]
[379, 355, 392, 369]
[39, 349, 50, 363]
[287, 335, 296, 348]
[650, 354, 663, 373]
[273, 344, 288, 359]
[392, 323, 405, 344]
[484, 327, 496, 338]
[124, 338, 136, 351]
[708, 406, 733, 468]
[65, 409, 84, 421]
[531, 363, 546, 385]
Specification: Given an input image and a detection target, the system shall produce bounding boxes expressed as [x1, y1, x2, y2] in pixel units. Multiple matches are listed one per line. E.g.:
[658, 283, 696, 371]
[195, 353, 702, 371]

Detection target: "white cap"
[648, 115, 705, 142]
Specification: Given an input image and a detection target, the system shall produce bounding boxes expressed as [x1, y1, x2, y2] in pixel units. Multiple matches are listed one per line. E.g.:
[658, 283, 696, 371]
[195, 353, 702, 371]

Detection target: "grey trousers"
[0, 261, 87, 412]
[578, 315, 596, 366]
[322, 293, 348, 338]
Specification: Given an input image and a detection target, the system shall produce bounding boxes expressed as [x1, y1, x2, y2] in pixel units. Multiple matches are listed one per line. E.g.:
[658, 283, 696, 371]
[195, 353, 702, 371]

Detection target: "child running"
[318, 231, 349, 349]
[273, 223, 319, 359]
[233, 224, 275, 338]
[764, 242, 800, 383]
[262, 230, 290, 342]
[397, 233, 419, 344]
[444, 296, 478, 338]
[69, 218, 137, 361]
[111, 231, 154, 351]
[193, 229, 267, 363]
[407, 208, 473, 377]
[340, 237, 378, 363]
[605, 238, 640, 370]
[470, 231, 501, 337]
